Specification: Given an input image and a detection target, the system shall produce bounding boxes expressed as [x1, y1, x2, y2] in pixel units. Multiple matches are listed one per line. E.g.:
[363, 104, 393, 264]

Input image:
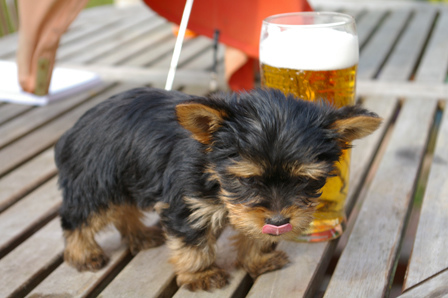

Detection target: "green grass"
[85, 0, 114, 9]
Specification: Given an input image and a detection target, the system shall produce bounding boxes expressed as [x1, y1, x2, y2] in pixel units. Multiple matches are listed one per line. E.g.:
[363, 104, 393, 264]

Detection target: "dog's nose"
[265, 215, 290, 226]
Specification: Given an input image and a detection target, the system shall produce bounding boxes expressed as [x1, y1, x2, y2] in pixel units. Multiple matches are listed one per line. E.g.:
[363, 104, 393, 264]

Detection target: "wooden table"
[0, 1, 447, 297]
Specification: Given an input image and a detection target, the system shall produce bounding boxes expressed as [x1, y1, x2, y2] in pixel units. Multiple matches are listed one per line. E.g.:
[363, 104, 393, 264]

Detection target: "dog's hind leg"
[110, 204, 165, 254]
[62, 212, 111, 272]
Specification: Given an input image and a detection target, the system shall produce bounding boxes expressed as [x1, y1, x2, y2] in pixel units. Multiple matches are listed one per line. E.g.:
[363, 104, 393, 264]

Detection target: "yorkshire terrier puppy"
[55, 87, 381, 291]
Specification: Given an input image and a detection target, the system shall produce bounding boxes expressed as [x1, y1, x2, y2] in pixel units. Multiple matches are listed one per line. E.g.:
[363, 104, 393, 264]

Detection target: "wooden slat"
[98, 244, 174, 297]
[56, 12, 151, 62]
[358, 10, 412, 79]
[0, 219, 63, 298]
[180, 43, 225, 71]
[0, 178, 60, 256]
[312, 0, 448, 10]
[356, 80, 448, 99]
[150, 36, 213, 69]
[76, 4, 141, 21]
[121, 34, 177, 67]
[403, 107, 448, 290]
[27, 228, 129, 298]
[323, 98, 438, 297]
[66, 15, 166, 64]
[0, 148, 56, 213]
[356, 10, 387, 48]
[94, 23, 173, 66]
[247, 97, 397, 297]
[0, 83, 111, 149]
[414, 11, 448, 83]
[0, 104, 33, 126]
[378, 8, 437, 81]
[0, 83, 139, 177]
[58, 17, 131, 51]
[0, 31, 17, 57]
[400, 269, 448, 297]
[27, 212, 161, 298]
[0, 9, 133, 60]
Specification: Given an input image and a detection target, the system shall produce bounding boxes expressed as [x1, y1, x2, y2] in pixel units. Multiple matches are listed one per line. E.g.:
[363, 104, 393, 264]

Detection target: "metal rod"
[165, 0, 194, 90]
[209, 29, 220, 92]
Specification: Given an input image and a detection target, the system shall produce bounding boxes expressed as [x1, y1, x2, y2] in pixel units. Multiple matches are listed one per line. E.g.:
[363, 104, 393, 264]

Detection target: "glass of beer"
[260, 12, 359, 242]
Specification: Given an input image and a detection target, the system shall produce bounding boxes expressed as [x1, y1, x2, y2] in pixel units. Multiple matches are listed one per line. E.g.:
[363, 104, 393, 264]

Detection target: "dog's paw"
[64, 248, 109, 272]
[177, 266, 229, 291]
[127, 226, 165, 254]
[244, 250, 290, 279]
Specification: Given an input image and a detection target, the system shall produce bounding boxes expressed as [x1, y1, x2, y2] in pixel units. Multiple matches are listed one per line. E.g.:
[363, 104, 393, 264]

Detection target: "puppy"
[55, 87, 381, 291]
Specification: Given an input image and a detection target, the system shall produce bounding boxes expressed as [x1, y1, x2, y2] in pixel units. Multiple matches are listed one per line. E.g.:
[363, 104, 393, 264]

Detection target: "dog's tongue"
[262, 223, 293, 235]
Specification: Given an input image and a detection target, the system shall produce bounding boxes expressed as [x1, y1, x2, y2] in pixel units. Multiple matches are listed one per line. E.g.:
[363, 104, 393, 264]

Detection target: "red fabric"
[143, 0, 313, 90]
[228, 57, 257, 91]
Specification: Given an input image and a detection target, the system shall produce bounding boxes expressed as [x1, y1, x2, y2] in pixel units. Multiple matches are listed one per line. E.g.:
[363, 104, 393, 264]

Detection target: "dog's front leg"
[166, 235, 229, 291]
[233, 233, 290, 279]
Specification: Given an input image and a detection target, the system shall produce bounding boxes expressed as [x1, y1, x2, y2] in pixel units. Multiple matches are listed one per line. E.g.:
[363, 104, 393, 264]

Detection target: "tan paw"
[64, 248, 109, 272]
[177, 266, 229, 291]
[244, 250, 290, 278]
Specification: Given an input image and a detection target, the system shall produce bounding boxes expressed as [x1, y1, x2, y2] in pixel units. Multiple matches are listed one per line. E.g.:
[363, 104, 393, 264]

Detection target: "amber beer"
[260, 12, 359, 242]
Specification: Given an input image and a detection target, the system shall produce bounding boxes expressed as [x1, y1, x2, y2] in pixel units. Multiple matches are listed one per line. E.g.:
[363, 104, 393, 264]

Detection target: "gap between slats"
[395, 101, 445, 296]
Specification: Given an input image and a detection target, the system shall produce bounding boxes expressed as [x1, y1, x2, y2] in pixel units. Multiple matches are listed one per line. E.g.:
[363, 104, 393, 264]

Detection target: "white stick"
[165, 0, 194, 90]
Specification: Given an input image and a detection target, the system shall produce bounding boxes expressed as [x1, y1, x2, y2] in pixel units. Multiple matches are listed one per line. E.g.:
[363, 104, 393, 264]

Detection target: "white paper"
[0, 60, 102, 106]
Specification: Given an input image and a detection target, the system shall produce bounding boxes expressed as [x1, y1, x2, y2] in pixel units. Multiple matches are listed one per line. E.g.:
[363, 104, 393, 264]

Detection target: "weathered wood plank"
[0, 32, 18, 57]
[0, 83, 139, 177]
[0, 7, 137, 60]
[247, 96, 398, 297]
[358, 10, 412, 79]
[56, 12, 152, 62]
[0, 148, 56, 213]
[98, 244, 175, 297]
[323, 98, 438, 297]
[0, 104, 33, 126]
[0, 83, 111, 149]
[403, 105, 448, 290]
[414, 11, 448, 83]
[59, 64, 211, 85]
[356, 80, 448, 99]
[356, 10, 387, 48]
[58, 17, 130, 51]
[180, 43, 225, 71]
[27, 212, 160, 298]
[401, 269, 448, 297]
[27, 228, 129, 298]
[122, 34, 177, 67]
[0, 178, 60, 256]
[0, 219, 63, 298]
[378, 8, 437, 81]
[66, 15, 166, 64]
[311, 0, 448, 10]
[93, 23, 172, 66]
[150, 36, 213, 69]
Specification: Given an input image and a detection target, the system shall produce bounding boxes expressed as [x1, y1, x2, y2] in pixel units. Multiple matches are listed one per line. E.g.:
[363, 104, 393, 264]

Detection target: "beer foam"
[260, 28, 359, 70]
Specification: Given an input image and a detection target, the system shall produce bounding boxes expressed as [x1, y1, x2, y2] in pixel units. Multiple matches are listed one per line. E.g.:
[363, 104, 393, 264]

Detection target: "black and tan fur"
[55, 87, 381, 291]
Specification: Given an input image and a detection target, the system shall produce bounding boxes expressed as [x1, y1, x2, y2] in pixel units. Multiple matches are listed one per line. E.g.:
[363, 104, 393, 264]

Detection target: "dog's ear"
[330, 105, 382, 143]
[176, 102, 227, 144]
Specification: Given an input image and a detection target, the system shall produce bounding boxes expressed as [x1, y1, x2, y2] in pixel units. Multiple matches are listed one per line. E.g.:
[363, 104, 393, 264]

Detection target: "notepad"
[0, 60, 102, 106]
